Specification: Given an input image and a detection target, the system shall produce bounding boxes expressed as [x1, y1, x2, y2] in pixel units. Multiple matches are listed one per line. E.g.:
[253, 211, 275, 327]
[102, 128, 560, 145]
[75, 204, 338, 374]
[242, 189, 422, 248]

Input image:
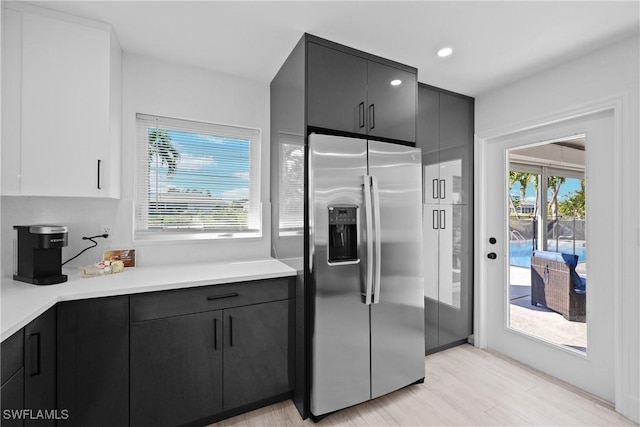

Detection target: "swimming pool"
[510, 239, 587, 267]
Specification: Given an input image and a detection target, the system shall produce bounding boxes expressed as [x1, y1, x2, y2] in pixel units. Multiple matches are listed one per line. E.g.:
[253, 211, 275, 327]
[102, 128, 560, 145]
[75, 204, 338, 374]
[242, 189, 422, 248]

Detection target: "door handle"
[213, 317, 218, 350]
[439, 179, 446, 200]
[371, 175, 382, 304]
[207, 293, 239, 301]
[229, 315, 233, 347]
[432, 210, 439, 230]
[29, 333, 41, 376]
[97, 159, 102, 190]
[432, 179, 439, 200]
[487, 252, 497, 260]
[363, 175, 374, 305]
[358, 102, 365, 128]
[368, 104, 375, 130]
[439, 210, 446, 230]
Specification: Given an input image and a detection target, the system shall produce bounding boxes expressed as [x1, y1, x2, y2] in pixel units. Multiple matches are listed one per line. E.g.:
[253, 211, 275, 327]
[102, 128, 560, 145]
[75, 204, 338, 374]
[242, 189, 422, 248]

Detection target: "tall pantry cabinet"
[417, 83, 474, 354]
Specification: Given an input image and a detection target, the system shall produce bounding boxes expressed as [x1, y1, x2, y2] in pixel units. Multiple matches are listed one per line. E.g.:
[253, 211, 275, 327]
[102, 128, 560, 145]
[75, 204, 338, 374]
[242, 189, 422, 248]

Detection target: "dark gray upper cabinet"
[440, 90, 474, 150]
[305, 37, 417, 144]
[417, 85, 439, 154]
[307, 42, 368, 136]
[24, 307, 56, 427]
[367, 60, 416, 143]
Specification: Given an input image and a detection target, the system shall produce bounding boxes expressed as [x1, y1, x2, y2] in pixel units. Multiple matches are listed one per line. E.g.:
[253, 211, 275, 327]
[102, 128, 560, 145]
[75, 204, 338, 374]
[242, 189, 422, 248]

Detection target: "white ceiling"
[26, 1, 640, 97]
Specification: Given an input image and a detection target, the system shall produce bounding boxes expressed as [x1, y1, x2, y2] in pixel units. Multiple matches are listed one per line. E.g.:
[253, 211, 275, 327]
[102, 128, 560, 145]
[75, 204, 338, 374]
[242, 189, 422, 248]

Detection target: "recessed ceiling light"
[390, 79, 402, 86]
[437, 47, 453, 58]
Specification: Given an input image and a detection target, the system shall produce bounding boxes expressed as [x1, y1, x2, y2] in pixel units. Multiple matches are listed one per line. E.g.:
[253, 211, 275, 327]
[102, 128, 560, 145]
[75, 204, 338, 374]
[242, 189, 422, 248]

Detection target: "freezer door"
[308, 134, 371, 417]
[368, 140, 425, 399]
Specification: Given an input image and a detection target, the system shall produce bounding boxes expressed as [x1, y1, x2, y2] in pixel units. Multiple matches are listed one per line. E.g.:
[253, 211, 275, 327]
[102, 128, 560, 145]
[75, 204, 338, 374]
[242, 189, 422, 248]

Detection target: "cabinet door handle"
[29, 333, 41, 376]
[440, 179, 446, 200]
[432, 210, 438, 230]
[432, 179, 439, 199]
[207, 292, 239, 301]
[214, 318, 218, 350]
[229, 315, 234, 347]
[358, 102, 365, 128]
[440, 210, 446, 230]
[97, 159, 102, 190]
[368, 104, 375, 130]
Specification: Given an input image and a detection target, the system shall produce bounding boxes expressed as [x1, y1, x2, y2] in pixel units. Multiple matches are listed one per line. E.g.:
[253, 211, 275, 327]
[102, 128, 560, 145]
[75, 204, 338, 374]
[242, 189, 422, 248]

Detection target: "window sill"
[133, 231, 262, 245]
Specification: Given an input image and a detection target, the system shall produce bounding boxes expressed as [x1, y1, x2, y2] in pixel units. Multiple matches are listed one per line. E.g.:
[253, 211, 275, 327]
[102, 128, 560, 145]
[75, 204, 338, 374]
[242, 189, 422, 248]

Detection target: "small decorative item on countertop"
[103, 249, 136, 267]
[79, 259, 125, 278]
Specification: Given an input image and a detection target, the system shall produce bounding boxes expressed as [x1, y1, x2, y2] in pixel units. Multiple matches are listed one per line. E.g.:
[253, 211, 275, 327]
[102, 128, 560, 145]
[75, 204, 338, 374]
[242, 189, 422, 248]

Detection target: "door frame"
[474, 95, 626, 409]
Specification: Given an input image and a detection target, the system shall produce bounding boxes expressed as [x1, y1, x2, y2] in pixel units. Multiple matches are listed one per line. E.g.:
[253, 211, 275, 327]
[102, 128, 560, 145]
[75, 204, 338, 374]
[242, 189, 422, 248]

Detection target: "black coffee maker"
[14, 225, 68, 285]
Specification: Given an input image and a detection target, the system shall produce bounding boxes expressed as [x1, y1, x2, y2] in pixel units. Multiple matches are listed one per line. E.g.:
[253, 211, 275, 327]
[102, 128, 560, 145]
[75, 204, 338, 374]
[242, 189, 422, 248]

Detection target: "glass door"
[480, 110, 615, 402]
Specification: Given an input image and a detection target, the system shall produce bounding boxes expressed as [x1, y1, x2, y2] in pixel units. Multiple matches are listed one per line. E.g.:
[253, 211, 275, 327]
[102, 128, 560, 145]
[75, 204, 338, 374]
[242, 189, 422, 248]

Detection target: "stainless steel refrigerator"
[308, 133, 425, 418]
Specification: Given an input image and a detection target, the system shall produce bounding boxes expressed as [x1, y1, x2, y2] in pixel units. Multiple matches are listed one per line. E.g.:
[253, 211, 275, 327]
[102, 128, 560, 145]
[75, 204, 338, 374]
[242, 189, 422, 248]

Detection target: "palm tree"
[547, 176, 566, 219]
[148, 129, 180, 176]
[509, 172, 532, 218]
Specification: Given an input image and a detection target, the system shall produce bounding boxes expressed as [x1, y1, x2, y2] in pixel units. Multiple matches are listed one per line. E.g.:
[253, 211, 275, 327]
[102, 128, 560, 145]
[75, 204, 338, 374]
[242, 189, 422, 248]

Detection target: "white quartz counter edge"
[1, 258, 297, 341]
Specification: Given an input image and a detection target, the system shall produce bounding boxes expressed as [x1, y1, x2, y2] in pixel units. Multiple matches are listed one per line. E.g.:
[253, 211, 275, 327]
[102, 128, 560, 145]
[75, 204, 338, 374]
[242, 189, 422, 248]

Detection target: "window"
[135, 114, 261, 240]
[278, 132, 304, 236]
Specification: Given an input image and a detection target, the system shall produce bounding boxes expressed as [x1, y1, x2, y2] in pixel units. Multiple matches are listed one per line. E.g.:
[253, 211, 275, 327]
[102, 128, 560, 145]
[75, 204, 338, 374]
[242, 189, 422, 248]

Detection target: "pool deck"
[509, 265, 587, 352]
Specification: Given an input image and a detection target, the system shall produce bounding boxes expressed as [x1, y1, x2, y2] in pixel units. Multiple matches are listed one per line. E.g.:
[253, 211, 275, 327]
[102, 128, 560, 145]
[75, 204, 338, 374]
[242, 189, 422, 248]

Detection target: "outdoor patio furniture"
[530, 250, 586, 322]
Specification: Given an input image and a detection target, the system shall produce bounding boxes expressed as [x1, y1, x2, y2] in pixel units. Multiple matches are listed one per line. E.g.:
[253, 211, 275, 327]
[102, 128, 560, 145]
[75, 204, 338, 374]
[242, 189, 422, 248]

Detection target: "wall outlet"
[100, 224, 112, 237]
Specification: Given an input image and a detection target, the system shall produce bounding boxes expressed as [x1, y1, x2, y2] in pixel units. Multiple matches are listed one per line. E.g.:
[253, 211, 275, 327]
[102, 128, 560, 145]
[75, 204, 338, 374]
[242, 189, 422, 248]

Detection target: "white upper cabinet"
[2, 4, 122, 198]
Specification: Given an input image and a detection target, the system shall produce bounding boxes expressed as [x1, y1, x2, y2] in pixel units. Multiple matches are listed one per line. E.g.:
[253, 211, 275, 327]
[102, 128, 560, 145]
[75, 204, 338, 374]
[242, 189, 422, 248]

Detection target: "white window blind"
[278, 133, 304, 235]
[135, 113, 261, 240]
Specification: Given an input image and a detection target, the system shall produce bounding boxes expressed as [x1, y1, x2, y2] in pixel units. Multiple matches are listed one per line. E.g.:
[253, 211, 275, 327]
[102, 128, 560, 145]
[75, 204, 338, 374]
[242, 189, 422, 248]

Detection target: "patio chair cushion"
[532, 250, 585, 293]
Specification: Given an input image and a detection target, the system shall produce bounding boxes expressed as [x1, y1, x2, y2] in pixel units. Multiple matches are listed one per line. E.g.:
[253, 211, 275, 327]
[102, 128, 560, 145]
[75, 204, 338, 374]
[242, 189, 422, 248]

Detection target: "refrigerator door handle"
[363, 175, 374, 305]
[371, 175, 382, 304]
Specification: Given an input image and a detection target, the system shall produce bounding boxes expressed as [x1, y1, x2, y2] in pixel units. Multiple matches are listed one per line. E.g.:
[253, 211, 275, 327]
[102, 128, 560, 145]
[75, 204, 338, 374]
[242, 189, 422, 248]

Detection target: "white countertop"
[1, 258, 296, 341]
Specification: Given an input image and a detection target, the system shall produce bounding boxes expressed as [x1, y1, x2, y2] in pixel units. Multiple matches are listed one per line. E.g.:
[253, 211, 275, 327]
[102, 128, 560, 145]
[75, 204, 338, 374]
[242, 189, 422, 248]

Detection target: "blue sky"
[149, 129, 249, 200]
[510, 177, 582, 203]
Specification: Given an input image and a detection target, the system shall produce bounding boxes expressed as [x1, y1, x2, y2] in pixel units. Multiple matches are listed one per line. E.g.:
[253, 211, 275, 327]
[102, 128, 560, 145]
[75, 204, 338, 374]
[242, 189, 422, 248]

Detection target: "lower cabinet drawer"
[130, 277, 293, 322]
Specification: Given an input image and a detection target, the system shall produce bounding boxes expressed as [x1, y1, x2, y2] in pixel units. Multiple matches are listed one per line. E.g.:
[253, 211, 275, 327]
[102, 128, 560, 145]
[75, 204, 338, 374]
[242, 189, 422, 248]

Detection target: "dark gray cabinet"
[367, 60, 416, 143]
[57, 296, 129, 426]
[24, 307, 56, 427]
[130, 310, 223, 427]
[224, 299, 291, 410]
[129, 278, 294, 426]
[418, 83, 474, 354]
[1, 308, 57, 427]
[306, 38, 417, 143]
[307, 42, 367, 136]
[1, 329, 24, 427]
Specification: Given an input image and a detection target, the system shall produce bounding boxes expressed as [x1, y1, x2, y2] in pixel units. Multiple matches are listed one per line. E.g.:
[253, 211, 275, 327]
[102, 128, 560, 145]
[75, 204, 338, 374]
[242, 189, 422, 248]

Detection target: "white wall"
[1, 53, 272, 274]
[476, 34, 639, 422]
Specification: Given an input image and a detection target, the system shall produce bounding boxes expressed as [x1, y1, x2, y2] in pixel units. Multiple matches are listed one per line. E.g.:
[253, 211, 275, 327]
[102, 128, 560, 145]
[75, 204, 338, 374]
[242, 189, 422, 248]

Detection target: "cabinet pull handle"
[368, 104, 375, 130]
[358, 102, 365, 128]
[214, 318, 218, 350]
[432, 179, 439, 199]
[97, 159, 102, 190]
[207, 292, 239, 301]
[440, 210, 446, 230]
[29, 333, 41, 376]
[229, 316, 234, 347]
[440, 179, 446, 200]
[432, 210, 438, 230]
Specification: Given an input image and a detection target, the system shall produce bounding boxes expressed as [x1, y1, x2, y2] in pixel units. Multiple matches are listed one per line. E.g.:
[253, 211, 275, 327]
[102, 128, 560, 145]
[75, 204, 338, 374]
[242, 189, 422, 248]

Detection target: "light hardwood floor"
[208, 344, 636, 426]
